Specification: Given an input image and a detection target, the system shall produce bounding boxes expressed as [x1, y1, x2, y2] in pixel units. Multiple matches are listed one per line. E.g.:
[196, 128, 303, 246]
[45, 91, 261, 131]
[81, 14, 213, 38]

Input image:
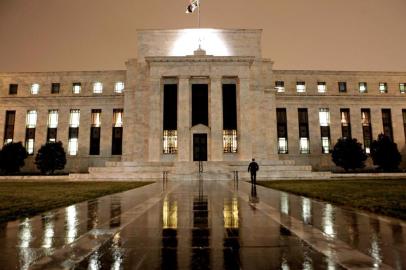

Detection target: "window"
[68, 109, 80, 156]
[359, 82, 367, 93]
[382, 109, 393, 140]
[114, 82, 125, 93]
[317, 82, 326, 93]
[72, 82, 81, 94]
[319, 108, 330, 154]
[9, 84, 18, 95]
[400, 83, 406, 94]
[47, 110, 58, 142]
[223, 83, 238, 153]
[89, 109, 101, 155]
[298, 108, 310, 154]
[338, 82, 347, 93]
[275, 81, 285, 92]
[296, 81, 306, 93]
[379, 82, 388, 93]
[112, 109, 123, 155]
[223, 130, 237, 153]
[51, 83, 60, 94]
[113, 109, 123, 127]
[276, 108, 288, 154]
[402, 110, 406, 141]
[31, 83, 40, 95]
[93, 82, 103, 94]
[25, 110, 37, 155]
[361, 109, 372, 153]
[4, 111, 15, 144]
[340, 109, 351, 138]
[163, 130, 178, 154]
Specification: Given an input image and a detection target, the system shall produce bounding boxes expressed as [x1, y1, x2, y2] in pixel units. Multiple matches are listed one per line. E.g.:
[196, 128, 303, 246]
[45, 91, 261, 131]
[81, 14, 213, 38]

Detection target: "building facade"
[0, 29, 406, 173]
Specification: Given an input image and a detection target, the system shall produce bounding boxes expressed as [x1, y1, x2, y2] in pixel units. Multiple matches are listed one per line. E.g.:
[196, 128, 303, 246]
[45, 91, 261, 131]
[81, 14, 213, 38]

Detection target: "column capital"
[178, 75, 190, 80]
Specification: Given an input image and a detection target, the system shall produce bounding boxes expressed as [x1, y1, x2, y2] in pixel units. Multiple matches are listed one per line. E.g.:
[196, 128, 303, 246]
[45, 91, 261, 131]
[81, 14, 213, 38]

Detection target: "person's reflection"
[249, 183, 259, 206]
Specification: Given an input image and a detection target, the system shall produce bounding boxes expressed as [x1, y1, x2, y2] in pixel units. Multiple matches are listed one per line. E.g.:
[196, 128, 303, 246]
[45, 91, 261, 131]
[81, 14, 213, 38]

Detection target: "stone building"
[0, 29, 405, 179]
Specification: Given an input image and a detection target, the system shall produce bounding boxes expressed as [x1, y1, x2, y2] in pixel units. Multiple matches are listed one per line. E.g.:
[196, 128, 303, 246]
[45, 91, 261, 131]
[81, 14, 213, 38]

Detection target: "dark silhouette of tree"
[370, 133, 401, 172]
[332, 137, 367, 172]
[0, 142, 28, 174]
[35, 141, 67, 174]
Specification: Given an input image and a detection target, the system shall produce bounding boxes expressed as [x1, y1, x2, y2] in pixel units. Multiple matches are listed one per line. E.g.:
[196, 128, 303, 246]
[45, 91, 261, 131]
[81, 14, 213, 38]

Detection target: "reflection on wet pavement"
[0, 180, 405, 269]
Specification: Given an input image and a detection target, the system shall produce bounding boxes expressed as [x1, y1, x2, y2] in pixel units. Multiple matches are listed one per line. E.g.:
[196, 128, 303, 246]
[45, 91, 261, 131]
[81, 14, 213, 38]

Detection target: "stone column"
[371, 107, 383, 139]
[308, 107, 321, 155]
[101, 107, 113, 157]
[287, 106, 299, 155]
[148, 77, 162, 162]
[35, 107, 48, 152]
[329, 106, 341, 148]
[14, 108, 26, 143]
[210, 77, 223, 161]
[177, 77, 191, 162]
[350, 106, 363, 143]
[0, 110, 4, 143]
[78, 107, 90, 157]
[392, 106, 404, 147]
[238, 78, 252, 160]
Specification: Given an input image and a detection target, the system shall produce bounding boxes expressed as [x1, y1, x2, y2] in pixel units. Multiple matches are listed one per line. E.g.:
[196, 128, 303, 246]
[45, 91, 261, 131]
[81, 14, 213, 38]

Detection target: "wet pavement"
[0, 180, 405, 269]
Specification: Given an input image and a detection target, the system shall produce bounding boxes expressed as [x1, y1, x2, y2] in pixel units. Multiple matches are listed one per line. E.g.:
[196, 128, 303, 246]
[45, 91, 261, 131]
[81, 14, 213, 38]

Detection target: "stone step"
[105, 161, 174, 167]
[230, 165, 312, 172]
[89, 166, 173, 173]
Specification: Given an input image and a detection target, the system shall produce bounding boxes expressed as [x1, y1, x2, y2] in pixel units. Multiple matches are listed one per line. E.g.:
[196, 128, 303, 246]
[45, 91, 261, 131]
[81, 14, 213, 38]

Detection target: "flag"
[186, 0, 199, 13]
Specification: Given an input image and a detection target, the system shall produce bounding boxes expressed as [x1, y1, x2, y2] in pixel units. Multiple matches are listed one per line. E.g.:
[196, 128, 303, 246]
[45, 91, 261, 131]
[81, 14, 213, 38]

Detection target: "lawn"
[258, 179, 406, 220]
[0, 181, 151, 222]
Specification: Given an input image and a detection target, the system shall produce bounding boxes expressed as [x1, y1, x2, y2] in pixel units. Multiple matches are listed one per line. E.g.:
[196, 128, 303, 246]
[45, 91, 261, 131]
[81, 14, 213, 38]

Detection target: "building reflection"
[280, 193, 289, 215]
[18, 218, 34, 270]
[369, 218, 382, 269]
[223, 196, 240, 269]
[87, 199, 99, 231]
[191, 194, 210, 269]
[110, 196, 122, 228]
[65, 205, 78, 244]
[41, 213, 55, 252]
[301, 197, 312, 225]
[161, 196, 178, 270]
[323, 204, 335, 238]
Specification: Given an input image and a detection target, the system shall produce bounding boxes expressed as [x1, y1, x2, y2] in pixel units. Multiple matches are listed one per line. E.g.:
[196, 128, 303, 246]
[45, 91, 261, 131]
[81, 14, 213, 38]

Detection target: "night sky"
[0, 0, 405, 72]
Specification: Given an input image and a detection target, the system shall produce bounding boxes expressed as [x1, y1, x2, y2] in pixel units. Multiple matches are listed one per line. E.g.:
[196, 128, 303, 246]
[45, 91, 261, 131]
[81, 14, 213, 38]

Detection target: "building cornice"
[145, 56, 255, 64]
[273, 70, 406, 76]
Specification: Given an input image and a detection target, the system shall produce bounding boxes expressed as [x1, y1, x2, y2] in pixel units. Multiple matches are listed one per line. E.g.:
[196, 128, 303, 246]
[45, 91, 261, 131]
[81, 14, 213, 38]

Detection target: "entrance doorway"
[193, 134, 207, 161]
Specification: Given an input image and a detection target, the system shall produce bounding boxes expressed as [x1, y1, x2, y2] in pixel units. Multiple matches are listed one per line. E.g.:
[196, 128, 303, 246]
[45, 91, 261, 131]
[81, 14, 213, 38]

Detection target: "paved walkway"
[0, 180, 405, 269]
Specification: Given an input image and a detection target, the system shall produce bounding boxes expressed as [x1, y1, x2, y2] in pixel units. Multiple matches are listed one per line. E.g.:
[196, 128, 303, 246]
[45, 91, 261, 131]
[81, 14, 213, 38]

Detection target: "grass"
[257, 179, 406, 220]
[0, 181, 152, 222]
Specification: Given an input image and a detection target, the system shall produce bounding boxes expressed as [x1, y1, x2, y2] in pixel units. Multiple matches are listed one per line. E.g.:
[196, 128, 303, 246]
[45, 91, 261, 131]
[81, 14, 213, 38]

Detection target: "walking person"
[248, 158, 259, 185]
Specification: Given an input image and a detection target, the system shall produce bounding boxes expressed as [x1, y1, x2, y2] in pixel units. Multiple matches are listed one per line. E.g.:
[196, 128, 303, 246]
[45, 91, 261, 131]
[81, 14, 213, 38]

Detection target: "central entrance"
[193, 134, 208, 161]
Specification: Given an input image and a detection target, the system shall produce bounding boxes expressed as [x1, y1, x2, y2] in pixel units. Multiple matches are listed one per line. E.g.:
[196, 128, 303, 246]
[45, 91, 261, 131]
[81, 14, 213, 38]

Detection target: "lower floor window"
[223, 130, 238, 153]
[321, 137, 330, 154]
[278, 137, 288, 154]
[68, 138, 78, 156]
[299, 138, 310, 154]
[26, 139, 34, 155]
[163, 130, 177, 154]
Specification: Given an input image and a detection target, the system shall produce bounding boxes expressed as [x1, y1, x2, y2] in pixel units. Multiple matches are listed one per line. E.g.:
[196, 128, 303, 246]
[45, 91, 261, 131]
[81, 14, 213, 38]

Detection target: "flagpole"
[198, 0, 201, 29]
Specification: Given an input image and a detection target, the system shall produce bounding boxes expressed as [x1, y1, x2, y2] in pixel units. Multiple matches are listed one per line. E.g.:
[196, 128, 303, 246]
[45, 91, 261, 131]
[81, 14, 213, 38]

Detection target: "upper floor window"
[91, 109, 102, 127]
[9, 84, 18, 95]
[26, 110, 37, 128]
[275, 81, 285, 92]
[31, 83, 40, 95]
[400, 83, 406, 94]
[379, 82, 388, 93]
[51, 83, 60, 94]
[93, 82, 103, 94]
[72, 82, 81, 94]
[317, 82, 326, 93]
[338, 82, 347, 93]
[296, 81, 306, 93]
[48, 110, 58, 128]
[359, 82, 367, 93]
[113, 109, 123, 127]
[115, 82, 125, 93]
[319, 108, 330, 126]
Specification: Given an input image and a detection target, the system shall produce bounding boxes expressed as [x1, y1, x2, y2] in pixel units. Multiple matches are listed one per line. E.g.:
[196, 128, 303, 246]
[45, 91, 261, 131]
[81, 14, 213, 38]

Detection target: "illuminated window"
[93, 82, 103, 94]
[223, 130, 237, 153]
[317, 82, 326, 93]
[48, 110, 58, 128]
[277, 108, 288, 154]
[4, 111, 15, 144]
[26, 110, 37, 128]
[91, 110, 101, 127]
[31, 83, 40, 95]
[114, 81, 125, 93]
[163, 130, 178, 154]
[296, 81, 306, 93]
[69, 110, 80, 128]
[321, 137, 330, 154]
[359, 82, 367, 93]
[275, 81, 285, 92]
[361, 108, 372, 154]
[319, 108, 330, 127]
[26, 139, 34, 155]
[68, 138, 78, 156]
[72, 82, 81, 94]
[340, 108, 351, 138]
[379, 82, 388, 93]
[399, 83, 405, 94]
[90, 109, 101, 155]
[278, 138, 288, 154]
[319, 108, 330, 154]
[113, 109, 123, 127]
[112, 109, 123, 155]
[338, 82, 347, 93]
[299, 138, 310, 154]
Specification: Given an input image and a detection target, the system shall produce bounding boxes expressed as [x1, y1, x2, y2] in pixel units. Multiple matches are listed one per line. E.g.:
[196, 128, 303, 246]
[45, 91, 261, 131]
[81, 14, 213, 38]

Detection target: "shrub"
[370, 133, 401, 172]
[0, 142, 28, 174]
[332, 137, 367, 172]
[35, 141, 67, 174]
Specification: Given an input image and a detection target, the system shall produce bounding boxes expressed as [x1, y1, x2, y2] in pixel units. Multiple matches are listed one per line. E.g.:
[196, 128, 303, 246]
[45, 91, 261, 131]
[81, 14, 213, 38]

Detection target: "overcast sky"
[0, 0, 405, 72]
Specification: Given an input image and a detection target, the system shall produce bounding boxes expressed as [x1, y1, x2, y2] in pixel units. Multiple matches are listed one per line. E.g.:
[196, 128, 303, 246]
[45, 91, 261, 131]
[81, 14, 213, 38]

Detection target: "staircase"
[70, 160, 330, 181]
